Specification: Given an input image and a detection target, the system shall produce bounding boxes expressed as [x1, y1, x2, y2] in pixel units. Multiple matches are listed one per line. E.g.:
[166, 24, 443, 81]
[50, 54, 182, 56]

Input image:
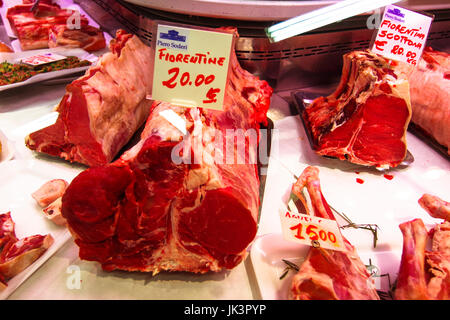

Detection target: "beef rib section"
[289, 166, 379, 300]
[395, 194, 450, 300]
[0, 212, 54, 289]
[61, 45, 273, 274]
[25, 30, 152, 167]
[396, 47, 450, 155]
[302, 50, 411, 168]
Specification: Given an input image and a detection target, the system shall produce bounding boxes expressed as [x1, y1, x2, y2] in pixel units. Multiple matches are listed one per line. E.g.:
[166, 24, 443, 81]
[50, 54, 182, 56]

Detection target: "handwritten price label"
[371, 5, 433, 66]
[279, 210, 346, 252]
[152, 24, 234, 110]
[21, 53, 67, 66]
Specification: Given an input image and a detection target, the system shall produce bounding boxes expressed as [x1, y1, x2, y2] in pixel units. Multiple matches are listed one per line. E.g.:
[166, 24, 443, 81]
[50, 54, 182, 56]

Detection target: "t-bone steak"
[303, 50, 411, 168]
[61, 44, 273, 274]
[25, 30, 152, 167]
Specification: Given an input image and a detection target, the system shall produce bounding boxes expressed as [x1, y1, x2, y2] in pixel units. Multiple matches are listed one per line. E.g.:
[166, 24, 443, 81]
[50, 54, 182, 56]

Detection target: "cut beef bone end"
[395, 219, 429, 300]
[32, 179, 68, 208]
[419, 194, 450, 222]
[289, 166, 379, 300]
[303, 50, 411, 168]
[395, 194, 450, 300]
[61, 39, 273, 274]
[25, 30, 153, 167]
[43, 197, 66, 226]
[0, 234, 54, 279]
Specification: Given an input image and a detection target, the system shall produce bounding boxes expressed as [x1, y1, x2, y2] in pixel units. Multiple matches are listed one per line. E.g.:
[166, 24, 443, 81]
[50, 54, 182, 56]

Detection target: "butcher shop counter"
[2, 69, 450, 301]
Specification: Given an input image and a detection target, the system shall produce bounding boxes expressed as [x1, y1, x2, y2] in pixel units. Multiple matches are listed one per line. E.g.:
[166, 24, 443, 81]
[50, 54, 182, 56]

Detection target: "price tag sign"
[152, 24, 234, 111]
[371, 5, 433, 66]
[279, 209, 346, 252]
[21, 53, 67, 66]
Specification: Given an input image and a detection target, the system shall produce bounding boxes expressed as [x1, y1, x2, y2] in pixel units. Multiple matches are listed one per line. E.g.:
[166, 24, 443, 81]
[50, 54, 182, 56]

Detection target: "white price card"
[371, 5, 433, 66]
[279, 209, 346, 252]
[20, 53, 67, 66]
[152, 24, 234, 111]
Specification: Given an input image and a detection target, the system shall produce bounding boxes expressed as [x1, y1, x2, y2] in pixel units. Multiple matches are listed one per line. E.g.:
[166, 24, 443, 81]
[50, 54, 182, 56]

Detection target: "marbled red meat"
[396, 47, 450, 154]
[61, 36, 273, 274]
[25, 30, 152, 167]
[0, 212, 16, 252]
[395, 194, 450, 300]
[303, 50, 411, 168]
[0, 212, 53, 286]
[0, 234, 54, 279]
[289, 166, 379, 300]
[6, 3, 89, 51]
[48, 24, 106, 52]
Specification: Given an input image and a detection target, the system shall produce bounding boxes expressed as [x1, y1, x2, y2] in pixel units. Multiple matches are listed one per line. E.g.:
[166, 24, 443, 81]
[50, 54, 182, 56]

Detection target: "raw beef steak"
[289, 166, 379, 300]
[6, 3, 89, 50]
[48, 24, 106, 53]
[303, 50, 411, 168]
[61, 46, 273, 274]
[395, 47, 450, 155]
[25, 30, 152, 167]
[0, 212, 53, 287]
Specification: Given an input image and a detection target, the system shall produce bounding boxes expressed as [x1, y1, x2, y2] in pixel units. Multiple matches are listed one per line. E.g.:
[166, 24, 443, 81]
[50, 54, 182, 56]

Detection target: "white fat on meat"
[32, 179, 68, 208]
[84, 36, 153, 159]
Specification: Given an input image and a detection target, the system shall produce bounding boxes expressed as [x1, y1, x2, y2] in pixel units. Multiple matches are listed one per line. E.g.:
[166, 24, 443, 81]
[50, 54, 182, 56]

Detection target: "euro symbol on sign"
[203, 87, 220, 104]
[374, 40, 388, 51]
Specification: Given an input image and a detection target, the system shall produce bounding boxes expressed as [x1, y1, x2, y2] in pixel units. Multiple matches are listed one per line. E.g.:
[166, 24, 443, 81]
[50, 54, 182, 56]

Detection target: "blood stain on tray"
[356, 178, 364, 184]
[384, 174, 394, 180]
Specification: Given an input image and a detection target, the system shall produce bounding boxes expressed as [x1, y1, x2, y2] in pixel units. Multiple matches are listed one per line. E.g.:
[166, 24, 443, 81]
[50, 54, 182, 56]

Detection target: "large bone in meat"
[289, 166, 379, 300]
[61, 45, 273, 274]
[395, 218, 429, 300]
[395, 47, 450, 155]
[395, 194, 450, 300]
[25, 30, 152, 167]
[303, 50, 411, 168]
[419, 194, 450, 222]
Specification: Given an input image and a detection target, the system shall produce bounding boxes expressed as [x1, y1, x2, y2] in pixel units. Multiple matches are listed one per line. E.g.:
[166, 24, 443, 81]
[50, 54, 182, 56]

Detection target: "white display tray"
[0, 159, 84, 299]
[250, 115, 450, 300]
[0, 47, 98, 92]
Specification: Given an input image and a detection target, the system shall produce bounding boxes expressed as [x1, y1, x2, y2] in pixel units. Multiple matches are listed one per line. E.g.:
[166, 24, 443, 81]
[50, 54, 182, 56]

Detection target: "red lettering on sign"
[203, 87, 220, 104]
[162, 67, 179, 89]
[290, 223, 305, 240]
[374, 40, 387, 51]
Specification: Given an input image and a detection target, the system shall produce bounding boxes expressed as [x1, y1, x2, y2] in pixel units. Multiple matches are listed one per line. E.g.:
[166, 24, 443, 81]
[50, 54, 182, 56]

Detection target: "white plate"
[250, 115, 450, 300]
[0, 47, 98, 92]
[0, 129, 14, 162]
[0, 159, 83, 299]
